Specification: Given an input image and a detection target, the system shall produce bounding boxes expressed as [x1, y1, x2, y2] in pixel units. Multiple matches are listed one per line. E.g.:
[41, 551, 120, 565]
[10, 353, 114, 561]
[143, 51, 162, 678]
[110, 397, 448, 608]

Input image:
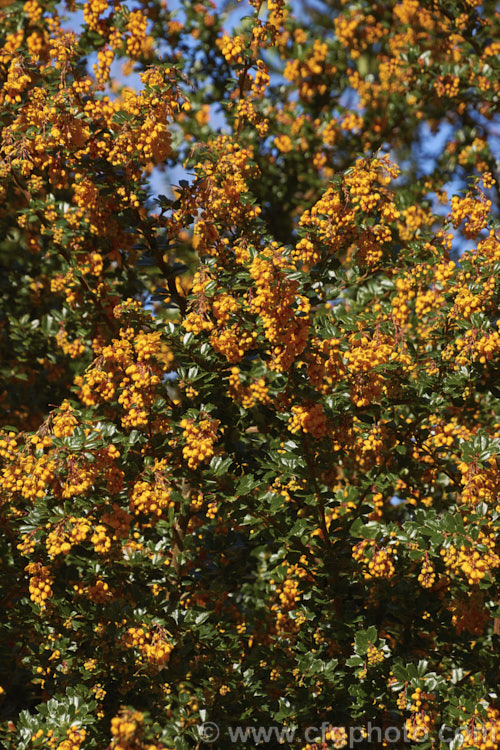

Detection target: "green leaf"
[209, 455, 233, 475]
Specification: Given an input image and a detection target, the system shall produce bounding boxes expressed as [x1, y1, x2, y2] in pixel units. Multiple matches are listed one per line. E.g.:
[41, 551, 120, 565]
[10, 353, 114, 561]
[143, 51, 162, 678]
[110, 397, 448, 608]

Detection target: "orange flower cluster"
[193, 137, 261, 254]
[284, 38, 337, 101]
[123, 627, 173, 671]
[440, 533, 500, 585]
[288, 402, 328, 439]
[130, 475, 173, 521]
[180, 415, 220, 469]
[271, 559, 308, 637]
[26, 561, 53, 608]
[344, 335, 394, 408]
[249, 244, 310, 371]
[75, 318, 173, 428]
[227, 367, 271, 408]
[352, 540, 397, 579]
[404, 688, 435, 742]
[450, 590, 490, 636]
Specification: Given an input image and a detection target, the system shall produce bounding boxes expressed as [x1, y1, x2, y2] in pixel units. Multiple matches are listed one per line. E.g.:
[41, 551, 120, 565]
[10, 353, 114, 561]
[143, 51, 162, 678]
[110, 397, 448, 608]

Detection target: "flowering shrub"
[0, 0, 500, 748]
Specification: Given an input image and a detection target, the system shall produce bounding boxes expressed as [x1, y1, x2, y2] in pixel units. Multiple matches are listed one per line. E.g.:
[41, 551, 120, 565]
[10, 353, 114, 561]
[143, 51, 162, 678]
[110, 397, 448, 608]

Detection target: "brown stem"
[170, 478, 192, 578]
[303, 438, 333, 550]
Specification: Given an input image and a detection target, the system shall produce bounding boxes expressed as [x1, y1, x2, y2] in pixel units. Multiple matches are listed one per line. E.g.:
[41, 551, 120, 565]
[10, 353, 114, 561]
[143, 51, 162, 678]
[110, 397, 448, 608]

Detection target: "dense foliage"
[1, 0, 500, 747]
